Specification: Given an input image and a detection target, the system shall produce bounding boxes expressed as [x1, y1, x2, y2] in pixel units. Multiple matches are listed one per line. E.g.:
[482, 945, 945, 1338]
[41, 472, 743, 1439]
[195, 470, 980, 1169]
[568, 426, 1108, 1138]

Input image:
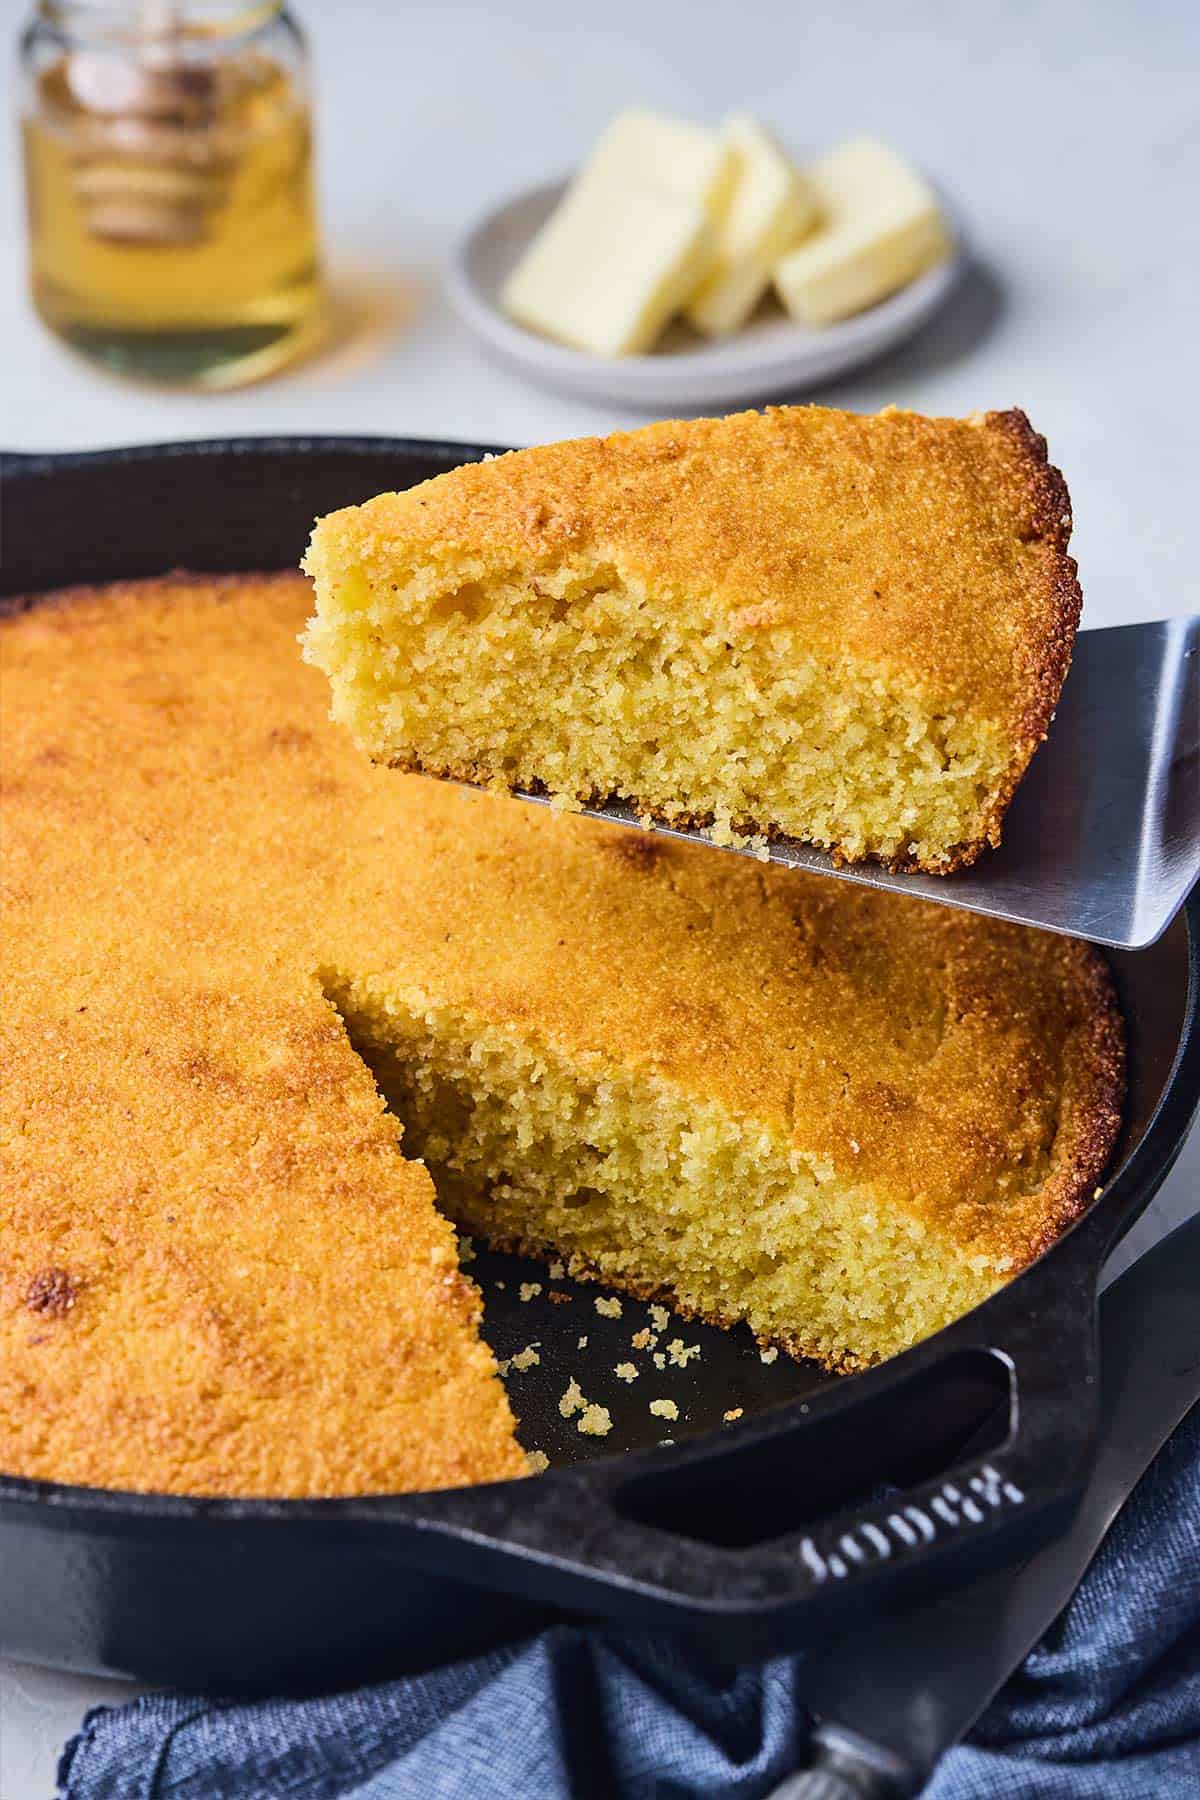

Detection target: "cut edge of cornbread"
[321, 954, 1123, 1374]
[301, 407, 1081, 874]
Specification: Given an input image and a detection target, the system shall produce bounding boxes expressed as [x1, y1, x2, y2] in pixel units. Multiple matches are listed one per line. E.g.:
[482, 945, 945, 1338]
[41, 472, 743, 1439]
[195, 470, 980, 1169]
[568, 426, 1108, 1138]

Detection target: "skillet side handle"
[406, 1241, 1104, 1657]
[593, 1280, 1100, 1631]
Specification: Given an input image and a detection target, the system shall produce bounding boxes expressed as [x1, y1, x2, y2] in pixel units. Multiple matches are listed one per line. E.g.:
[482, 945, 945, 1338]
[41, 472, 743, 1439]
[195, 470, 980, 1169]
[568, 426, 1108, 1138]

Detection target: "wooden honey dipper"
[64, 2, 238, 246]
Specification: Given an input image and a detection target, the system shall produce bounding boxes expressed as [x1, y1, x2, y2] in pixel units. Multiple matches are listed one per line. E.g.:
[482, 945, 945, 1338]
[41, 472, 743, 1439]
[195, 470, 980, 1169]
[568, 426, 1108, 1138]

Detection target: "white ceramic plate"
[448, 176, 964, 410]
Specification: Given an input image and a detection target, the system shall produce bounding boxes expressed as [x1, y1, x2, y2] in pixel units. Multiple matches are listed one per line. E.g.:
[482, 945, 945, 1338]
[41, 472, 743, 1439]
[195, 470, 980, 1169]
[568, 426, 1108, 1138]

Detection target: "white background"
[1, 0, 1197, 1790]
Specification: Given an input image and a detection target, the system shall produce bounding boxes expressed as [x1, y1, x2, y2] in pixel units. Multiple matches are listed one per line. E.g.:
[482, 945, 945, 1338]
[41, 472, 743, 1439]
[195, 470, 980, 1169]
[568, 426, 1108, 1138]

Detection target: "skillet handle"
[407, 1228, 1107, 1654]
[589, 1273, 1097, 1628]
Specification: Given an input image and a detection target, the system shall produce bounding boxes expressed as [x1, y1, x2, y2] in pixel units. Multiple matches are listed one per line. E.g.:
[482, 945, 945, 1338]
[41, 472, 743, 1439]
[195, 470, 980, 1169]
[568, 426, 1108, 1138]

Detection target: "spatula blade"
[509, 617, 1198, 950]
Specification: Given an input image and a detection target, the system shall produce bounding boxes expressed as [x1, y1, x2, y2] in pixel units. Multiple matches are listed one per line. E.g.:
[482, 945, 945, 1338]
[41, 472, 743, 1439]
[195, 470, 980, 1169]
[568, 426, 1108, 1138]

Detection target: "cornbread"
[301, 404, 1080, 871]
[1, 573, 1121, 1499]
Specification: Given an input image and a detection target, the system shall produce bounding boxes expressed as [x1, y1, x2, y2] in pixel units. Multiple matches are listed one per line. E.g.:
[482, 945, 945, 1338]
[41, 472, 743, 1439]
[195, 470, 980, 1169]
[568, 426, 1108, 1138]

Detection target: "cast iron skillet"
[1, 438, 1197, 1694]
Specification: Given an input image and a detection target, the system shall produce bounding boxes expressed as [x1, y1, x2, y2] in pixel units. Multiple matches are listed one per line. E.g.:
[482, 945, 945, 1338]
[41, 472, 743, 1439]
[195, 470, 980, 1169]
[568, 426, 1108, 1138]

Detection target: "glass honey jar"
[19, 1, 324, 387]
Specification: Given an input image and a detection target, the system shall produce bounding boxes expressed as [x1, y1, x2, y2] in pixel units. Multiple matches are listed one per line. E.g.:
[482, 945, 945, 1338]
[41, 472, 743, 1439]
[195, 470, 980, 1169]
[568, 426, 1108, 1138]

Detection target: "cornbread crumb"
[558, 1376, 611, 1436]
[594, 1296, 622, 1319]
[615, 1362, 639, 1383]
[650, 1399, 680, 1421]
[510, 1344, 541, 1372]
[525, 1450, 550, 1475]
[548, 1260, 566, 1279]
[649, 1307, 670, 1331]
[577, 1336, 589, 1349]
[519, 1282, 543, 1303]
[723, 1408, 744, 1422]
[667, 1338, 701, 1368]
[653, 1353, 666, 1370]
[760, 1347, 779, 1365]
[578, 1404, 613, 1438]
[631, 1328, 653, 1350]
[457, 1235, 476, 1264]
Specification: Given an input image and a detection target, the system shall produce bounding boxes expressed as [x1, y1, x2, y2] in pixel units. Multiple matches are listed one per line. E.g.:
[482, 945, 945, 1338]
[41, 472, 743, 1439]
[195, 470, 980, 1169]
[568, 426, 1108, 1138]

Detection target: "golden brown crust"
[326, 403, 1081, 734]
[970, 409, 1083, 855]
[1, 572, 1122, 1493]
[1004, 943, 1125, 1264]
[0, 573, 525, 1499]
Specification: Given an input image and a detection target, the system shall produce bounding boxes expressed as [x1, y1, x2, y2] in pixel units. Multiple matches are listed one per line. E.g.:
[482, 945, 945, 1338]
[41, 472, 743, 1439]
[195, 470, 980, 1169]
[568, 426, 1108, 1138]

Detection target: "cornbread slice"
[2, 573, 1121, 1498]
[301, 404, 1080, 872]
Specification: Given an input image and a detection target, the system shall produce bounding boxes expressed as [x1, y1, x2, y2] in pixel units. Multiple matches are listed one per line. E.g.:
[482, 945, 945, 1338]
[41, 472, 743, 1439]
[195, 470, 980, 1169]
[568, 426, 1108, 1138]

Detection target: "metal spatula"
[512, 616, 1198, 950]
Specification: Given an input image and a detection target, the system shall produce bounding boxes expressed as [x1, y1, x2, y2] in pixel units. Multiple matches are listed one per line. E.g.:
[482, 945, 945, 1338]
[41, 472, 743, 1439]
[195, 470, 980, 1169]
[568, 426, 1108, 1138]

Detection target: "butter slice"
[685, 115, 819, 337]
[502, 109, 733, 358]
[773, 137, 949, 328]
[579, 107, 735, 215]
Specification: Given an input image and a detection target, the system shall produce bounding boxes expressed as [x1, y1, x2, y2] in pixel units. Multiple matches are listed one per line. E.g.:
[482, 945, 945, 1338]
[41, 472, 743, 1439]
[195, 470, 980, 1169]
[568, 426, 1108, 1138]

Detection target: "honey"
[20, 3, 324, 387]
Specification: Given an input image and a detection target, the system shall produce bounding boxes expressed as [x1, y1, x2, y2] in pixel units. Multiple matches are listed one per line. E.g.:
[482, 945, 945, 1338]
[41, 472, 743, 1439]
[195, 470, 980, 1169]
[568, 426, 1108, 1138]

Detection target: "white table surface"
[1, 0, 1197, 1790]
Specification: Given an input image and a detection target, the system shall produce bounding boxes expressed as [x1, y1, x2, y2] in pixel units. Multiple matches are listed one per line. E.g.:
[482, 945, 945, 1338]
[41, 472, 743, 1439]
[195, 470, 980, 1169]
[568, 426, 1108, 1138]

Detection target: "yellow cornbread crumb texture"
[302, 405, 1080, 873]
[559, 1379, 612, 1436]
[578, 1404, 613, 1437]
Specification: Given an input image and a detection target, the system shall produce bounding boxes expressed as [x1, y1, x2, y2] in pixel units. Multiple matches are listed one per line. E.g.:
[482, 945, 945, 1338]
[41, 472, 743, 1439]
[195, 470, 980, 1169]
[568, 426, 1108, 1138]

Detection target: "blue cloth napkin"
[59, 1405, 1200, 1800]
